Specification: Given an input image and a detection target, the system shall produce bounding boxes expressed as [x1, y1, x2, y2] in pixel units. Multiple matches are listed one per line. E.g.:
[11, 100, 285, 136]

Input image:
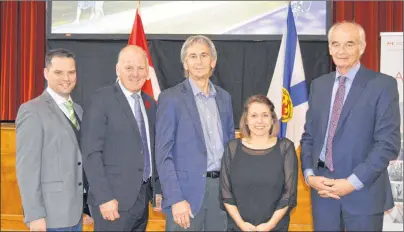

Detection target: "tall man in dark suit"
[81, 45, 162, 231]
[156, 35, 235, 231]
[301, 21, 401, 231]
[16, 48, 86, 231]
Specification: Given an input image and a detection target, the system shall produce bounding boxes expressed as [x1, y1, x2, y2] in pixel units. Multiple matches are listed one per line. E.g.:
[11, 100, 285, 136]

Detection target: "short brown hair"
[239, 94, 279, 138]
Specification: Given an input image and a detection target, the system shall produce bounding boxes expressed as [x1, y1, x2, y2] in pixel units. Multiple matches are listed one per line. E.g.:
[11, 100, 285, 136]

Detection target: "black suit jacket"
[81, 83, 161, 211]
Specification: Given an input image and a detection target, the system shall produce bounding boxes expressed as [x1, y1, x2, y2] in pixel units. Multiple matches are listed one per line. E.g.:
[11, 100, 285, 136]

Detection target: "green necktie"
[64, 100, 79, 129]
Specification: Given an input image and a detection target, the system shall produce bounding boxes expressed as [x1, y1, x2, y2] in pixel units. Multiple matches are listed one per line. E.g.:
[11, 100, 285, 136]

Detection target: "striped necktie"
[64, 100, 79, 129]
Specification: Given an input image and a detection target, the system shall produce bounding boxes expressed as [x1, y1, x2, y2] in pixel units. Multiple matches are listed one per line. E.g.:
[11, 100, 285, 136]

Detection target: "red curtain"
[333, 0, 403, 72]
[0, 1, 45, 121]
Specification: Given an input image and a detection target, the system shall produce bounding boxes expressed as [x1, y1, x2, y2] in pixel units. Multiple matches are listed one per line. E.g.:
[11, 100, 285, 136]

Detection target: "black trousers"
[90, 181, 151, 231]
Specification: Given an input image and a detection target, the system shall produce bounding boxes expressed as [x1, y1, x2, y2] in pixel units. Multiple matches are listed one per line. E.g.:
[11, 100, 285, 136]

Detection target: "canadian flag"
[128, 8, 161, 100]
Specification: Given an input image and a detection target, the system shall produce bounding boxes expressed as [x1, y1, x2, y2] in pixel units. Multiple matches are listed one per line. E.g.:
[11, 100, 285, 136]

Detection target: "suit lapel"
[318, 73, 335, 141]
[113, 83, 141, 134]
[335, 67, 369, 133]
[43, 91, 79, 148]
[142, 92, 155, 154]
[141, 92, 154, 130]
[182, 80, 206, 145]
[214, 89, 227, 143]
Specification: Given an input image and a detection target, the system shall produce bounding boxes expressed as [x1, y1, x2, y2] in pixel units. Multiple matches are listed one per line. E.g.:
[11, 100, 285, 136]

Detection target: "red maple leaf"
[145, 100, 150, 109]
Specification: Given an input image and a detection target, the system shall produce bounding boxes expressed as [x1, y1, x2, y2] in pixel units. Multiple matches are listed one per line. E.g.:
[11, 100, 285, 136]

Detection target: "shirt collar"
[335, 62, 361, 82]
[188, 78, 217, 97]
[118, 80, 141, 99]
[46, 87, 72, 105]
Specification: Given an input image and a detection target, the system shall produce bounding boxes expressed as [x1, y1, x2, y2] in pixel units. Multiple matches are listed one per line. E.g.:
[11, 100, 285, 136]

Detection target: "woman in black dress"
[220, 95, 298, 231]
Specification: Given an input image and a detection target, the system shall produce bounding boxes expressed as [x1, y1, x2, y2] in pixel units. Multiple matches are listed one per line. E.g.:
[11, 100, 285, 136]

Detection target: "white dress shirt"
[46, 87, 80, 130]
[118, 81, 152, 178]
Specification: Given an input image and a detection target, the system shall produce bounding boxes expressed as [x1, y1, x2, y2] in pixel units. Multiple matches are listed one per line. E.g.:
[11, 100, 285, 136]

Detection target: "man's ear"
[44, 68, 48, 80]
[210, 58, 217, 70]
[359, 42, 367, 55]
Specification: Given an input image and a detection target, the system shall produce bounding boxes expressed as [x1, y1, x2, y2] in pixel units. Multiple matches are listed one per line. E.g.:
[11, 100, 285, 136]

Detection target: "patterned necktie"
[64, 100, 79, 129]
[325, 76, 346, 172]
[131, 94, 151, 181]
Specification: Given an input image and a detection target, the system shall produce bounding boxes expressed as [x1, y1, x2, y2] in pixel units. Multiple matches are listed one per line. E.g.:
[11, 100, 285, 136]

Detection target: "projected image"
[50, 1, 327, 36]
[384, 203, 403, 231]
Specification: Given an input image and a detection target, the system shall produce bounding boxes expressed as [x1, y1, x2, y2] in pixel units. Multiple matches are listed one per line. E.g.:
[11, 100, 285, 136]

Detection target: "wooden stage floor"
[1, 123, 313, 231]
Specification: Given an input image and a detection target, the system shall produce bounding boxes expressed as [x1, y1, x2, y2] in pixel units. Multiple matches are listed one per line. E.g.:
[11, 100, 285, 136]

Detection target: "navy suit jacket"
[81, 83, 161, 211]
[301, 66, 401, 215]
[156, 79, 235, 214]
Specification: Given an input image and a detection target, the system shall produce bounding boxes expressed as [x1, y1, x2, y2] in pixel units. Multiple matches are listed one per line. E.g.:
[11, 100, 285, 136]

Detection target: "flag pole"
[137, 0, 141, 9]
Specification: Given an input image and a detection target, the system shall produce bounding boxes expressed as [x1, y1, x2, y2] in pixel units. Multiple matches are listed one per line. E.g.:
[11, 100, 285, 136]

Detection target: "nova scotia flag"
[267, 3, 308, 147]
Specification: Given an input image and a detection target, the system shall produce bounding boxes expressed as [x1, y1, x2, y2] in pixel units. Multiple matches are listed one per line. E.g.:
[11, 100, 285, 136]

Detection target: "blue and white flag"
[267, 4, 308, 147]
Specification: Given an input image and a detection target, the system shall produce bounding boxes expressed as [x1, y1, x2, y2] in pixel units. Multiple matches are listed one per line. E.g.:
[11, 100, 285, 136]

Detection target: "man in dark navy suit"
[81, 45, 161, 231]
[301, 21, 400, 231]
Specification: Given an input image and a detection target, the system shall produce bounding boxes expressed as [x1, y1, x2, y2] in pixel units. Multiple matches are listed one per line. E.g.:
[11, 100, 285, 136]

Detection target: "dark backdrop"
[47, 40, 330, 126]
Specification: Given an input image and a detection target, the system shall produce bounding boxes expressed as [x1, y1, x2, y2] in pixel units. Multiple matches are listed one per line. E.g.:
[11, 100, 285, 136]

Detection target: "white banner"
[380, 32, 403, 231]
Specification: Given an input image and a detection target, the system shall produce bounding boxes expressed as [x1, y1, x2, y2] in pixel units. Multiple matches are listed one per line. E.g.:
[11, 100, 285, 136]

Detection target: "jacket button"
[202, 174, 206, 177]
[78, 162, 81, 166]
[140, 150, 144, 155]
[78, 182, 82, 186]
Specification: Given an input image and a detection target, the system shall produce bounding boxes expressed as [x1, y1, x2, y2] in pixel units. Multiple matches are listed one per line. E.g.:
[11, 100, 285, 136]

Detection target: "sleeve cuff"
[220, 198, 236, 210]
[276, 198, 296, 210]
[223, 198, 236, 206]
[304, 169, 315, 185]
[24, 211, 46, 224]
[154, 178, 162, 194]
[347, 174, 364, 190]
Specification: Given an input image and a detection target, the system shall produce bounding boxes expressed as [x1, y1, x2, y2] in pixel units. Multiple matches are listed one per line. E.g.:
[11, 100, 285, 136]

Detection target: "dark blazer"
[81, 83, 161, 211]
[156, 79, 235, 215]
[301, 66, 401, 215]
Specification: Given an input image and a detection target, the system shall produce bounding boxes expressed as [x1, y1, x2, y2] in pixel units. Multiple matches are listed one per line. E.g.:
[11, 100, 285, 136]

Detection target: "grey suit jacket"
[16, 91, 83, 228]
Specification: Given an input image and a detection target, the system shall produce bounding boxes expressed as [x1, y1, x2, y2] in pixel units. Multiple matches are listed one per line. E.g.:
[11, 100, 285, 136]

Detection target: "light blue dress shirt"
[189, 78, 224, 172]
[304, 62, 364, 190]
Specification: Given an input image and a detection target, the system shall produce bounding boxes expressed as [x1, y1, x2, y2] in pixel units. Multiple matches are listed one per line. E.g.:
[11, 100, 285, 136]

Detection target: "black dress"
[220, 138, 298, 231]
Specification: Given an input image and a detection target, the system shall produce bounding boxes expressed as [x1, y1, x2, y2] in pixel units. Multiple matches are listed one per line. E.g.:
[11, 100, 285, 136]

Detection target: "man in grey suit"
[301, 21, 401, 231]
[16, 48, 85, 231]
[81, 45, 162, 231]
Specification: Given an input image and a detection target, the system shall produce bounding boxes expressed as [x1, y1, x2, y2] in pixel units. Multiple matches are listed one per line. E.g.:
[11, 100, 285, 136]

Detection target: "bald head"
[328, 21, 366, 46]
[116, 45, 149, 93]
[117, 45, 148, 64]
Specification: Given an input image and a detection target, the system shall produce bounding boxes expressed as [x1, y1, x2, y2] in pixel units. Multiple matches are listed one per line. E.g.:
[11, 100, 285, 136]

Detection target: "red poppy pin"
[145, 100, 150, 109]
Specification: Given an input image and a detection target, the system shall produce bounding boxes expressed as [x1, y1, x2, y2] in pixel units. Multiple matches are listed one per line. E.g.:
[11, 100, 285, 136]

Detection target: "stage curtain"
[332, 0, 403, 72]
[0, 1, 45, 121]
